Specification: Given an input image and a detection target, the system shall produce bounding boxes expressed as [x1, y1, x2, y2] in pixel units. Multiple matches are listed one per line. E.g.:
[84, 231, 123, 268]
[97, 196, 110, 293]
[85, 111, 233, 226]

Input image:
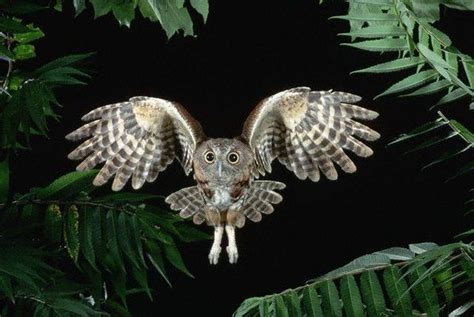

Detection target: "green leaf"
[433, 87, 468, 108]
[421, 145, 471, 170]
[79, 206, 97, 270]
[417, 43, 453, 70]
[44, 204, 63, 243]
[64, 205, 80, 262]
[387, 119, 446, 146]
[342, 38, 408, 52]
[285, 290, 302, 317]
[162, 237, 193, 278]
[302, 286, 323, 317]
[409, 266, 440, 317]
[0, 274, 14, 302]
[34, 53, 94, 76]
[89, 0, 112, 18]
[412, 0, 440, 23]
[409, 242, 439, 254]
[360, 271, 386, 317]
[0, 44, 14, 61]
[174, 223, 211, 242]
[112, 1, 137, 27]
[234, 298, 260, 317]
[14, 25, 45, 43]
[105, 210, 124, 271]
[383, 266, 413, 316]
[138, 0, 162, 23]
[0, 17, 32, 33]
[331, 13, 398, 21]
[376, 69, 438, 98]
[462, 59, 474, 89]
[145, 240, 171, 287]
[340, 275, 364, 317]
[0, 158, 9, 203]
[417, 20, 452, 47]
[351, 57, 424, 74]
[340, 25, 405, 38]
[319, 280, 342, 317]
[375, 247, 415, 261]
[117, 212, 141, 268]
[274, 296, 289, 317]
[12, 44, 35, 60]
[190, 0, 209, 22]
[434, 267, 454, 303]
[73, 0, 87, 16]
[258, 299, 269, 316]
[404, 131, 458, 154]
[36, 170, 97, 199]
[401, 79, 451, 97]
[156, 0, 194, 39]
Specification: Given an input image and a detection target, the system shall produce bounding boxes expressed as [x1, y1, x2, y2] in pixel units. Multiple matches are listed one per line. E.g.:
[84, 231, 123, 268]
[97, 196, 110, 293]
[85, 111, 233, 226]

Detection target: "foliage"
[235, 1, 474, 316]
[234, 242, 474, 317]
[0, 171, 209, 315]
[68, 0, 209, 38]
[335, 0, 474, 108]
[1, 2, 210, 315]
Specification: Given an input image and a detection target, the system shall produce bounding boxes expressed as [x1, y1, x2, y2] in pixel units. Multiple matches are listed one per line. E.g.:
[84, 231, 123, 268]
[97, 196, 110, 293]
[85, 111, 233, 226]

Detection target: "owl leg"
[225, 225, 238, 264]
[209, 225, 224, 265]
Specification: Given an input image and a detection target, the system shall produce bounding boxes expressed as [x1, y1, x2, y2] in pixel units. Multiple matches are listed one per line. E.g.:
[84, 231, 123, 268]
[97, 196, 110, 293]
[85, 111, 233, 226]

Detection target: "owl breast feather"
[204, 184, 246, 212]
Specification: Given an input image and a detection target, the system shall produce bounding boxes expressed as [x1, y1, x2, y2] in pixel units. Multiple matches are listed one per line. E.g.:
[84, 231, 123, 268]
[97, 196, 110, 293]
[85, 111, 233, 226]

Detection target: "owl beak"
[217, 161, 223, 178]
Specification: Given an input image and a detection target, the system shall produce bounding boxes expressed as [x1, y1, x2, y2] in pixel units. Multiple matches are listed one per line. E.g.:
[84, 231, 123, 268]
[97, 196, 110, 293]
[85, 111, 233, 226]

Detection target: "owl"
[66, 87, 379, 264]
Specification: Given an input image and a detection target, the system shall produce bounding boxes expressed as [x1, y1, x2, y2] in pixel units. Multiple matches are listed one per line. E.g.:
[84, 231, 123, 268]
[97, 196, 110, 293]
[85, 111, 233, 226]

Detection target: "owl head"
[193, 138, 254, 184]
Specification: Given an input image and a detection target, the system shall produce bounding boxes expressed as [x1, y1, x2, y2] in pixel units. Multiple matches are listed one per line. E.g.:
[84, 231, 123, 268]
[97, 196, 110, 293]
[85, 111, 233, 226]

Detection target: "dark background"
[12, 1, 473, 316]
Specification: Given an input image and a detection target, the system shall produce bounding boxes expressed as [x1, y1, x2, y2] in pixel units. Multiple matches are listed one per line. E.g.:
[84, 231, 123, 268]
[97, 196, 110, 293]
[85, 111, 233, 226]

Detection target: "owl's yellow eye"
[227, 152, 240, 164]
[204, 151, 215, 163]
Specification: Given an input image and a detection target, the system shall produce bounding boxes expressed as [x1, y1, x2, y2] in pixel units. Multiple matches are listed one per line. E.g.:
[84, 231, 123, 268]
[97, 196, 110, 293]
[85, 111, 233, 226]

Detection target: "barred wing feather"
[241, 87, 380, 181]
[66, 97, 205, 191]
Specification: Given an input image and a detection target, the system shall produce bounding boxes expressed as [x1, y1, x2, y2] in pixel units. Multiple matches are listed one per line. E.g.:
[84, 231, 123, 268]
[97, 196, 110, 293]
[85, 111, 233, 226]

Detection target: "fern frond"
[233, 243, 474, 317]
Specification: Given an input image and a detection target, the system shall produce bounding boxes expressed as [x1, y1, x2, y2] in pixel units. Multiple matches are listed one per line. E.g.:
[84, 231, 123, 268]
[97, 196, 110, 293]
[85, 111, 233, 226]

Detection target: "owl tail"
[241, 180, 286, 226]
[165, 186, 206, 225]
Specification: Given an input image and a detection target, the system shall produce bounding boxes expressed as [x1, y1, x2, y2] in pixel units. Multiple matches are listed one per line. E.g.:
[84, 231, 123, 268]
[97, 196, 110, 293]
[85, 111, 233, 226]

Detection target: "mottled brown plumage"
[66, 87, 379, 264]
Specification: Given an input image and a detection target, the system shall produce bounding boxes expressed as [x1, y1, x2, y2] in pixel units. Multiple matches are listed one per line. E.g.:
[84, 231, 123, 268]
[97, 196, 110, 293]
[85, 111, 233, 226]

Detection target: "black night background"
[4, 0, 473, 316]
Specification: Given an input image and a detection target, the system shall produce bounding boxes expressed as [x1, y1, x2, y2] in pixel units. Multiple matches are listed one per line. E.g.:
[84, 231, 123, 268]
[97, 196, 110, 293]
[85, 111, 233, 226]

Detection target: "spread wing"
[66, 96, 205, 191]
[241, 87, 380, 181]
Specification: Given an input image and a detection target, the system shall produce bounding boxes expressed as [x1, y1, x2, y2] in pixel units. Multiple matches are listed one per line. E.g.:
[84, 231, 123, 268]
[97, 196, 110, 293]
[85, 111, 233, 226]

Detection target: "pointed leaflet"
[421, 145, 471, 170]
[190, 0, 209, 22]
[376, 69, 438, 98]
[36, 170, 97, 199]
[360, 271, 386, 317]
[340, 275, 364, 317]
[409, 242, 439, 254]
[418, 43, 453, 70]
[433, 88, 468, 108]
[285, 290, 302, 317]
[79, 206, 97, 270]
[383, 266, 413, 316]
[375, 247, 415, 261]
[117, 212, 141, 268]
[351, 57, 423, 74]
[339, 25, 405, 38]
[145, 240, 171, 287]
[138, 0, 162, 23]
[409, 266, 440, 317]
[273, 295, 289, 317]
[401, 79, 451, 97]
[302, 286, 323, 317]
[319, 280, 342, 317]
[105, 210, 125, 272]
[331, 13, 398, 22]
[162, 235, 194, 278]
[64, 205, 80, 262]
[258, 299, 269, 316]
[156, 0, 193, 39]
[112, 1, 136, 27]
[404, 131, 458, 154]
[44, 204, 63, 243]
[342, 38, 408, 52]
[387, 119, 446, 146]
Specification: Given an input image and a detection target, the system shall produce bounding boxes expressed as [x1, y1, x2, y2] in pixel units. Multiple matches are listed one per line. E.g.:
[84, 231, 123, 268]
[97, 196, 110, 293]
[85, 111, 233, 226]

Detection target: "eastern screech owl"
[66, 87, 379, 264]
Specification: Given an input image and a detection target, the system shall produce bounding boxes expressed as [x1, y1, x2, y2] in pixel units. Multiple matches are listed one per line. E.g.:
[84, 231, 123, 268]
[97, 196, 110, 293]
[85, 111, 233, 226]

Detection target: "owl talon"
[209, 246, 221, 265]
[226, 245, 239, 264]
